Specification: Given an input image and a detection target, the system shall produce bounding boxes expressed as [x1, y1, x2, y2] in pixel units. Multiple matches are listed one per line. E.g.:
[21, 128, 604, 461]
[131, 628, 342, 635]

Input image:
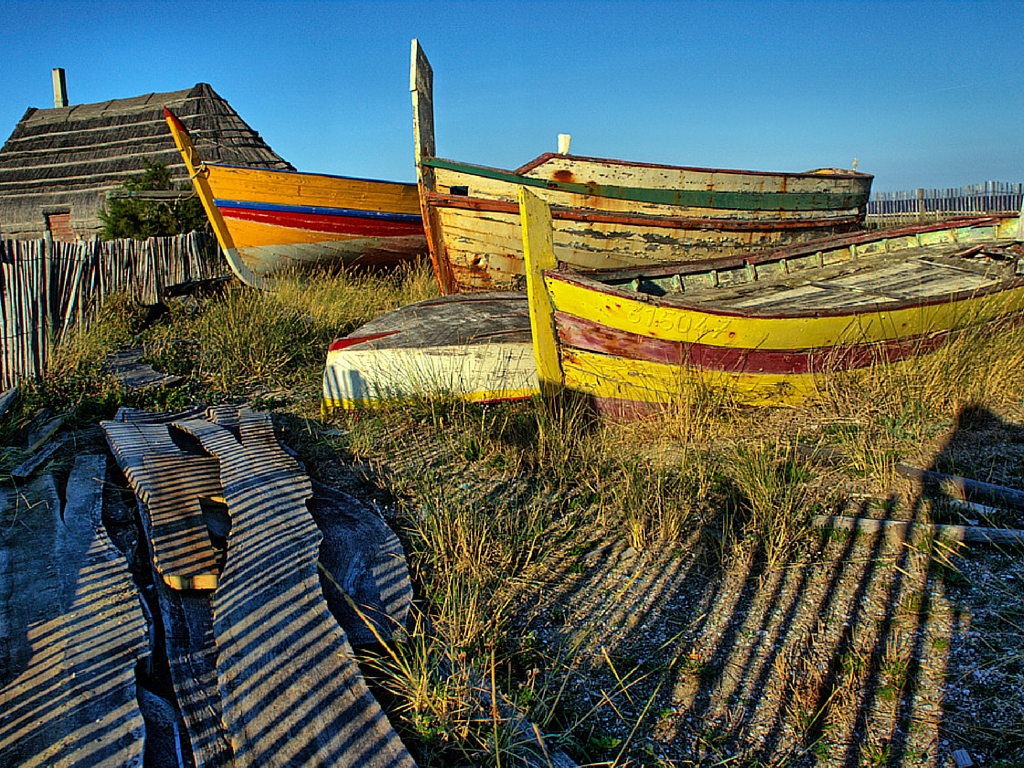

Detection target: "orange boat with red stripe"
[165, 108, 426, 289]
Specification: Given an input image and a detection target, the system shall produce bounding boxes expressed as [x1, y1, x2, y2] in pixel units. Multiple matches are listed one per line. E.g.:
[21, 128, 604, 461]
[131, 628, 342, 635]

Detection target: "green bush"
[99, 160, 209, 240]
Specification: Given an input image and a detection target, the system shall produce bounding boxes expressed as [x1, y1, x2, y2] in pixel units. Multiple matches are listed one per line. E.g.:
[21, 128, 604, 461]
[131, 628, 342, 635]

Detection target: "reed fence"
[866, 182, 1024, 227]
[1, 231, 225, 388]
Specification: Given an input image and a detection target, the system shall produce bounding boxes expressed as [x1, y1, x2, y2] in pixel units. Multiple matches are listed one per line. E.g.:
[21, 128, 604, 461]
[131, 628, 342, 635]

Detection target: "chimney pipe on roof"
[52, 68, 68, 108]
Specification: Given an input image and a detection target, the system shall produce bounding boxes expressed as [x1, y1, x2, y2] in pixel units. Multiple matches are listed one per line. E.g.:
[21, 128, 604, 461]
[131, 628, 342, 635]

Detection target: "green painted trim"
[422, 157, 869, 212]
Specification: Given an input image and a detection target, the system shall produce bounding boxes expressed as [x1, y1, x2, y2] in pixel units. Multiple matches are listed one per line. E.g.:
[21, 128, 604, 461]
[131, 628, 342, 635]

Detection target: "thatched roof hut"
[0, 82, 293, 240]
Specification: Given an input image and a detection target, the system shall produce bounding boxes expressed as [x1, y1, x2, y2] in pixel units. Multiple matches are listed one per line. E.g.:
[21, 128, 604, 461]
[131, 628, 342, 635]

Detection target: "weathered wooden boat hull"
[520, 187, 1024, 414]
[323, 292, 538, 409]
[411, 39, 873, 295]
[165, 108, 427, 289]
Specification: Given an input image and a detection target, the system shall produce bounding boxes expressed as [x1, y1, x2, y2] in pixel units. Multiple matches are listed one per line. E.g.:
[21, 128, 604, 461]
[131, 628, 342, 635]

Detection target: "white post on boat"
[852, 158, 858, 171]
[557, 134, 571, 155]
[52, 68, 68, 108]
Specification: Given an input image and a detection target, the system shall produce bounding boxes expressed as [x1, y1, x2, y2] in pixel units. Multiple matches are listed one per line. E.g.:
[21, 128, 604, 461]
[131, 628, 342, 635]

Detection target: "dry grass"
[26, 268, 1024, 767]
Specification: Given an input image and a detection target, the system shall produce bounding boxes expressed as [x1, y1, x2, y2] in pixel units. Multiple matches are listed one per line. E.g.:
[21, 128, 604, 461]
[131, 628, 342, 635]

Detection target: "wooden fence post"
[0, 232, 226, 388]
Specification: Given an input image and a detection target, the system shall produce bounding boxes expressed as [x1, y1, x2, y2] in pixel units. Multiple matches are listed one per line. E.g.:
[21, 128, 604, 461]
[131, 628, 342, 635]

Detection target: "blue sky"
[2, 0, 1021, 192]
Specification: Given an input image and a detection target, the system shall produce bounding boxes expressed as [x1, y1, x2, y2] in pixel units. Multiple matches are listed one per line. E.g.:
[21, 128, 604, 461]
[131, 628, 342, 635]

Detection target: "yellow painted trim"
[165, 112, 270, 289]
[519, 188, 563, 391]
[561, 348, 823, 407]
[545, 273, 1024, 351]
[164, 114, 236, 256]
[164, 573, 218, 591]
[322, 387, 539, 412]
[204, 165, 421, 215]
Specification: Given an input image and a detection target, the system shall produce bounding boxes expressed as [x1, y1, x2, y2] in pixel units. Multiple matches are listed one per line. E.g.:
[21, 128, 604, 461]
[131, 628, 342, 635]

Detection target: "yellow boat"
[520, 188, 1024, 416]
[165, 108, 426, 289]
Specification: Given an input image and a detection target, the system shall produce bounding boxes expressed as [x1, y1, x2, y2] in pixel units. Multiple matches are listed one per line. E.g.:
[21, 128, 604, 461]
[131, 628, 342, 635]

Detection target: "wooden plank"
[308, 479, 413, 647]
[0, 387, 16, 419]
[102, 409, 232, 765]
[103, 349, 182, 390]
[0, 461, 147, 768]
[895, 465, 1024, 511]
[798, 444, 1024, 510]
[410, 38, 456, 295]
[149, 577, 233, 766]
[25, 411, 65, 453]
[101, 420, 222, 591]
[10, 437, 66, 479]
[174, 407, 415, 767]
[139, 455, 221, 590]
[519, 188, 563, 393]
[813, 514, 1024, 545]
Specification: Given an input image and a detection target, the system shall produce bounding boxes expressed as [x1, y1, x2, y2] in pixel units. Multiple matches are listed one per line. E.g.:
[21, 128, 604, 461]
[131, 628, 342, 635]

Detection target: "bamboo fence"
[867, 181, 1023, 227]
[0, 232, 225, 388]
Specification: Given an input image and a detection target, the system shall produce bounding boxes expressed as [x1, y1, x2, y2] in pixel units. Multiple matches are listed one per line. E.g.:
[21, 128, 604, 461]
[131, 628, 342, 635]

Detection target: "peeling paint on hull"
[166, 108, 427, 289]
[520, 186, 1024, 413]
[410, 40, 872, 295]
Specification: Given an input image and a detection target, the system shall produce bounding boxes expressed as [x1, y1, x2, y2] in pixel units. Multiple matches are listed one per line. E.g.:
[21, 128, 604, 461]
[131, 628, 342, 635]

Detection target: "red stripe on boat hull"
[219, 206, 425, 238]
[425, 192, 863, 233]
[552, 312, 1003, 375]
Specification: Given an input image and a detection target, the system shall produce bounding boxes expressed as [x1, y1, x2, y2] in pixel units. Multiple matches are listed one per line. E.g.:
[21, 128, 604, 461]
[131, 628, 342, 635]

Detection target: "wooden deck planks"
[174, 407, 415, 767]
[101, 410, 234, 765]
[0, 458, 147, 768]
[102, 418, 222, 591]
[713, 256, 1007, 312]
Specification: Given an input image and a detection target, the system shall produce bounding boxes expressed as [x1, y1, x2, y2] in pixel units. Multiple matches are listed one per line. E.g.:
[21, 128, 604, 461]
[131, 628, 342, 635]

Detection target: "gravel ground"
[490, 409, 1024, 767]
[331, 400, 1024, 767]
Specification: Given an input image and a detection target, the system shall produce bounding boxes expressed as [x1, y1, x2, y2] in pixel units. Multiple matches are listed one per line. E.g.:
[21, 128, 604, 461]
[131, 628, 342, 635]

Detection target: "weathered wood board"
[0, 459, 147, 768]
[308, 479, 413, 646]
[102, 416, 222, 590]
[102, 408, 234, 765]
[10, 436, 66, 479]
[0, 387, 16, 420]
[149, 580, 233, 766]
[174, 407, 416, 767]
[104, 348, 183, 390]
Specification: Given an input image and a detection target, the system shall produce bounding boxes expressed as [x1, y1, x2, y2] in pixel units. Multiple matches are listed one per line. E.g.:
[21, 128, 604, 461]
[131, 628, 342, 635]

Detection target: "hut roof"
[0, 83, 293, 238]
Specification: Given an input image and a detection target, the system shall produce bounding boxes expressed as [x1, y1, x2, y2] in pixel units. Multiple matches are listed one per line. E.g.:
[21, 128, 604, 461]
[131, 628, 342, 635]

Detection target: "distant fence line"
[866, 181, 1023, 227]
[1, 231, 225, 388]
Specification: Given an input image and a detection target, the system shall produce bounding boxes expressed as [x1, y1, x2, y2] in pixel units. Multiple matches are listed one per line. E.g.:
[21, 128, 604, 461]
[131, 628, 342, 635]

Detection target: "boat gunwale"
[512, 151, 874, 181]
[425, 191, 865, 232]
[190, 160, 419, 189]
[422, 156, 871, 212]
[549, 269, 1024, 322]
[545, 217, 1024, 322]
